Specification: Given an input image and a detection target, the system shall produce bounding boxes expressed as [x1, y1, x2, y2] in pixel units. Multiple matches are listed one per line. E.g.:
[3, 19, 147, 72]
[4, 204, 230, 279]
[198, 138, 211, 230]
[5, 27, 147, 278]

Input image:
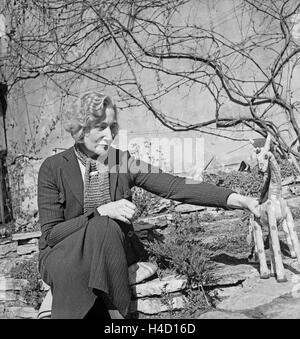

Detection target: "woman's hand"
[97, 199, 137, 224]
[227, 193, 261, 218]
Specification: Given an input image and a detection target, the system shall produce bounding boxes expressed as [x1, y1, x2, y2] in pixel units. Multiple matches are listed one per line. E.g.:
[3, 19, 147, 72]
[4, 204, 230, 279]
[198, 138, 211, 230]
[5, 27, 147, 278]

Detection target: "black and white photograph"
[0, 0, 300, 323]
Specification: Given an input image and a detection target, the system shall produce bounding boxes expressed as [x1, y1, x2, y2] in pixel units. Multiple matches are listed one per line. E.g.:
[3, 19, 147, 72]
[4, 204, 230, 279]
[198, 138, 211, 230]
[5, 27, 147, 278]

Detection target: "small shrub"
[132, 187, 173, 221]
[197, 212, 217, 223]
[278, 157, 299, 179]
[204, 167, 264, 197]
[204, 158, 299, 198]
[160, 286, 176, 318]
[181, 288, 216, 318]
[291, 207, 300, 220]
[146, 212, 218, 316]
[10, 254, 46, 310]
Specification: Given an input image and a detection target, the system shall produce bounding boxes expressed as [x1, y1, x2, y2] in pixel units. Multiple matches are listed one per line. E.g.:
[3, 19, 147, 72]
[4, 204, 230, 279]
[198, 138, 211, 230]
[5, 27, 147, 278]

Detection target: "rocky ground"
[1, 195, 300, 319]
[197, 196, 300, 319]
[134, 195, 300, 319]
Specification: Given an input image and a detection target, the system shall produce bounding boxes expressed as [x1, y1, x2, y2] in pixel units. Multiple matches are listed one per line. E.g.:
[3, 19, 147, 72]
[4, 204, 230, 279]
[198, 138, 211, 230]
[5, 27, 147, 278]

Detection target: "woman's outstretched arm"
[127, 152, 260, 216]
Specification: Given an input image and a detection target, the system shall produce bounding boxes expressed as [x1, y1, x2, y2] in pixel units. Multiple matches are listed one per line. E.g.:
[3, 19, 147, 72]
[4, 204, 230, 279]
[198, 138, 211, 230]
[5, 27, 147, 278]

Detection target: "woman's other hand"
[97, 199, 137, 224]
[227, 193, 261, 218]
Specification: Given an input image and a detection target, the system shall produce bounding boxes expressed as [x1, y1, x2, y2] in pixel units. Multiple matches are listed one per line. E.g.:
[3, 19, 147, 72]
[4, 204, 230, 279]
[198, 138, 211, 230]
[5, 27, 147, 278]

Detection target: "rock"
[19, 254, 38, 260]
[0, 291, 18, 302]
[5, 306, 38, 319]
[200, 218, 242, 234]
[215, 285, 244, 300]
[0, 242, 17, 257]
[12, 232, 41, 242]
[282, 186, 292, 198]
[199, 310, 251, 319]
[150, 199, 173, 214]
[174, 204, 205, 214]
[282, 176, 300, 186]
[203, 208, 243, 219]
[130, 295, 186, 315]
[207, 263, 259, 287]
[289, 185, 300, 196]
[0, 258, 20, 275]
[0, 240, 11, 245]
[17, 243, 39, 255]
[132, 275, 187, 298]
[283, 257, 300, 272]
[133, 214, 171, 231]
[217, 270, 299, 312]
[257, 296, 300, 319]
[287, 196, 300, 209]
[0, 277, 28, 291]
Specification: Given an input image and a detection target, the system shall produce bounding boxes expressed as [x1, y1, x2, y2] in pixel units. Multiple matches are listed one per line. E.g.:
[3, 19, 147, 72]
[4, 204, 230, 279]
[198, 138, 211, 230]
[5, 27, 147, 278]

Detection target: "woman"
[38, 91, 260, 319]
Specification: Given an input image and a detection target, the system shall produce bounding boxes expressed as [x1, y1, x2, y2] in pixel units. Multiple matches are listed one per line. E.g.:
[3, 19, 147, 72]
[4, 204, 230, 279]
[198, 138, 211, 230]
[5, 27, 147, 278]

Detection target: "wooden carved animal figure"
[249, 134, 300, 282]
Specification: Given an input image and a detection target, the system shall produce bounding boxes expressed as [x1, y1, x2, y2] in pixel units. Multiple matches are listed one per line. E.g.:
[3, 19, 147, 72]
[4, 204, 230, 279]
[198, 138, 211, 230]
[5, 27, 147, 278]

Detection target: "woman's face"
[83, 105, 118, 158]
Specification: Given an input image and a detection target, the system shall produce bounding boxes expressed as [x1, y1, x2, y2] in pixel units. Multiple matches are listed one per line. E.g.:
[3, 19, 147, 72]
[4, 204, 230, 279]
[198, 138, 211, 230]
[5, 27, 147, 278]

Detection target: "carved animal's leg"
[269, 236, 275, 277]
[254, 241, 259, 261]
[248, 216, 259, 263]
[286, 207, 300, 266]
[282, 219, 297, 258]
[267, 204, 287, 282]
[252, 217, 270, 279]
[248, 244, 259, 263]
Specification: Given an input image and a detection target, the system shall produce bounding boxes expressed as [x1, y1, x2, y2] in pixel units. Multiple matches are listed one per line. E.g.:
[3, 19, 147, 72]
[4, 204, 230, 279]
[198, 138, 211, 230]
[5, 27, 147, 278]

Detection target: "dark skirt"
[38, 216, 133, 319]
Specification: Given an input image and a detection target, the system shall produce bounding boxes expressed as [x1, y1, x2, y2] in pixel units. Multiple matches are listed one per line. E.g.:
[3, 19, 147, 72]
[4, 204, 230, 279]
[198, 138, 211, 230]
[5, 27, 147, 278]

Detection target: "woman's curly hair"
[63, 91, 118, 143]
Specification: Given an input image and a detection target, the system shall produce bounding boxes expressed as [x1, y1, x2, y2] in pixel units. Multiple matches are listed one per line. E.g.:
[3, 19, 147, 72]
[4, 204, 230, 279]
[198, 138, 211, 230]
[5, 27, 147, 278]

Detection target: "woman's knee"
[88, 215, 122, 239]
[89, 215, 109, 228]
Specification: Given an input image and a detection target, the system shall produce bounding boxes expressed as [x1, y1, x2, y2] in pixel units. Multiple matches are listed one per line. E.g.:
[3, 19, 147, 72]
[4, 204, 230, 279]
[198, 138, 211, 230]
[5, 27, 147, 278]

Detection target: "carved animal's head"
[250, 134, 273, 173]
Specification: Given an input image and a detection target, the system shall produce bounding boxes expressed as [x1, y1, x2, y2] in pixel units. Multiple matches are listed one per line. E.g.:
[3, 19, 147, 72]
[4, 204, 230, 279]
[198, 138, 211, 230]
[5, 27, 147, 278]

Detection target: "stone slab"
[26, 238, 39, 245]
[199, 310, 251, 319]
[0, 258, 19, 275]
[215, 285, 244, 300]
[207, 263, 259, 287]
[5, 306, 38, 319]
[132, 275, 187, 298]
[174, 204, 206, 214]
[286, 196, 300, 209]
[282, 176, 300, 186]
[0, 277, 28, 291]
[130, 295, 186, 315]
[217, 269, 299, 312]
[0, 291, 18, 301]
[12, 231, 41, 242]
[257, 297, 300, 319]
[133, 214, 171, 231]
[0, 242, 17, 257]
[17, 243, 39, 255]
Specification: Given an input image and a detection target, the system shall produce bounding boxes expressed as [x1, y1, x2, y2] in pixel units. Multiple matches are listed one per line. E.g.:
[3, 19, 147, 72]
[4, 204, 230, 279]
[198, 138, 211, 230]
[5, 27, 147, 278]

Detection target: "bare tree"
[2, 0, 300, 160]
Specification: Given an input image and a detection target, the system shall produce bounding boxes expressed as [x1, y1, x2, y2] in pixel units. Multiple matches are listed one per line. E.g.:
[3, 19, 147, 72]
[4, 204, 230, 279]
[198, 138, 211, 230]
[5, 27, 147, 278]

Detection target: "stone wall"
[0, 231, 41, 319]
